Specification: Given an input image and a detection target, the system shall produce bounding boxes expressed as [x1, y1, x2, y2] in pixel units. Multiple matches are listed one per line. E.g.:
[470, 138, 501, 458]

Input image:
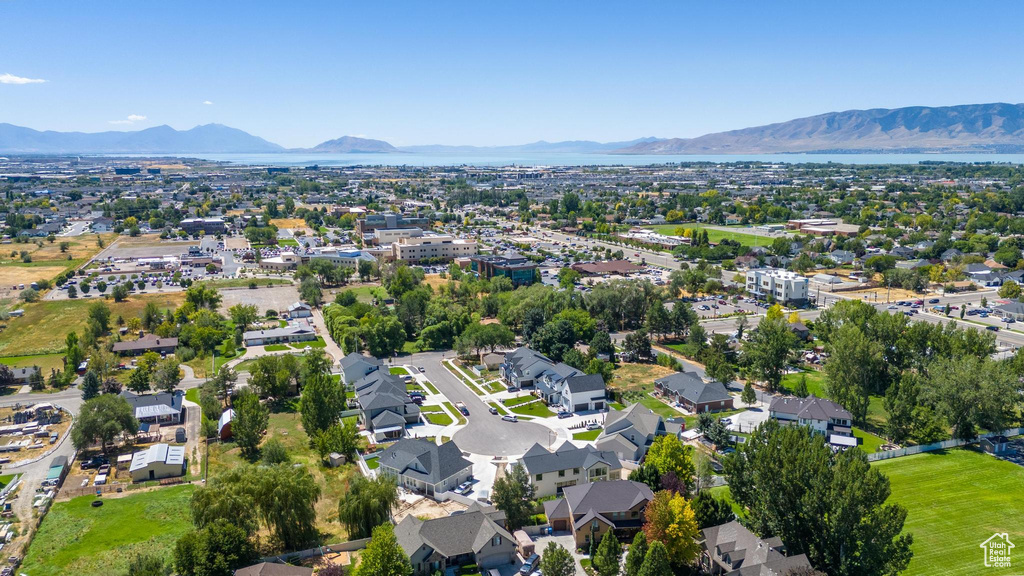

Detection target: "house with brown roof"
[234, 563, 313, 576]
[543, 479, 654, 548]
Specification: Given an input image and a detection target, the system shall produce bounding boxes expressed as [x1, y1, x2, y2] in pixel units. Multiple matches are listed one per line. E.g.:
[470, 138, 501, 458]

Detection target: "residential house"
[353, 371, 420, 441]
[788, 322, 811, 341]
[10, 366, 40, 386]
[595, 403, 666, 462]
[395, 503, 516, 575]
[378, 438, 473, 499]
[543, 480, 654, 548]
[700, 520, 812, 576]
[120, 390, 184, 425]
[129, 443, 186, 482]
[111, 333, 179, 356]
[828, 250, 856, 265]
[501, 347, 606, 412]
[285, 302, 313, 318]
[518, 442, 622, 498]
[769, 395, 854, 447]
[242, 325, 317, 347]
[234, 563, 313, 576]
[338, 352, 383, 384]
[654, 372, 734, 414]
[965, 263, 1000, 286]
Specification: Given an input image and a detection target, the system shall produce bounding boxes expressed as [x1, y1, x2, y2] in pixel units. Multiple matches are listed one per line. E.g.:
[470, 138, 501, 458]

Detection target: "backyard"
[20, 484, 194, 576]
[874, 448, 1024, 576]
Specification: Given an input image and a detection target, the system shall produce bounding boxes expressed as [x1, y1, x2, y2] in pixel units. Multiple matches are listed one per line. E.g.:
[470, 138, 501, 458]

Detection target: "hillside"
[308, 135, 398, 153]
[616, 103, 1024, 154]
[0, 123, 284, 154]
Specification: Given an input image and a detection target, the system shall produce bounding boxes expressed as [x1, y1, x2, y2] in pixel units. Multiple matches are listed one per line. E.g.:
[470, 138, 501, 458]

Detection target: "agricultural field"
[0, 292, 185, 356]
[20, 485, 194, 576]
[874, 448, 1024, 576]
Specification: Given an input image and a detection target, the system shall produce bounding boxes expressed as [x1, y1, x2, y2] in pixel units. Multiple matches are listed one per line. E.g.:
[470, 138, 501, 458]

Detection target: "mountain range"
[2, 103, 1024, 155]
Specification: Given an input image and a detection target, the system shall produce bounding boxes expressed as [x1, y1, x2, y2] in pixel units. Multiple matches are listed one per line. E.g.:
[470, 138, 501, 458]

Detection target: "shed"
[129, 443, 185, 482]
[217, 409, 235, 441]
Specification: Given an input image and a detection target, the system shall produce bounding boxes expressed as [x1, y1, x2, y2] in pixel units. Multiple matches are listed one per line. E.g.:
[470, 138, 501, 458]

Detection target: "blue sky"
[1, 1, 1022, 148]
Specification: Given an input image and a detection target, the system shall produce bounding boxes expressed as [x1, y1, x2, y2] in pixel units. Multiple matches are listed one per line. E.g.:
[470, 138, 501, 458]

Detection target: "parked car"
[455, 401, 469, 416]
[987, 325, 1000, 331]
[80, 457, 108, 470]
[520, 554, 540, 575]
[489, 406, 499, 415]
[454, 481, 473, 495]
[557, 411, 572, 419]
[502, 414, 518, 423]
[586, 422, 601, 431]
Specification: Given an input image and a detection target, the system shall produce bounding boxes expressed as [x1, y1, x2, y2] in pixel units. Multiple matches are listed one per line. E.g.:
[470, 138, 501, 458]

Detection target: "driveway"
[406, 351, 555, 456]
[532, 531, 587, 575]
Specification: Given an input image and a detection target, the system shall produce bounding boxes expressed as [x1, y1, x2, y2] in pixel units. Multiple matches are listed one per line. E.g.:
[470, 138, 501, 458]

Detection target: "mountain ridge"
[0, 123, 284, 154]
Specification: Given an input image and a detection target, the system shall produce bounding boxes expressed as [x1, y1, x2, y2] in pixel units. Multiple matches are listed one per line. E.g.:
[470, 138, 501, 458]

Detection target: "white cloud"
[108, 114, 147, 125]
[202, 100, 213, 105]
[0, 73, 46, 85]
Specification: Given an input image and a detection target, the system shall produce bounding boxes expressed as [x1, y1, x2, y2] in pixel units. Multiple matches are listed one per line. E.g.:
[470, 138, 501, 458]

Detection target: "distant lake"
[116, 152, 1024, 167]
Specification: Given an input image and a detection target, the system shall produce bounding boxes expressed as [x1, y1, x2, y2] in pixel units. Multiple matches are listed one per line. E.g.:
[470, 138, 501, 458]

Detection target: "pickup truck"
[455, 401, 469, 416]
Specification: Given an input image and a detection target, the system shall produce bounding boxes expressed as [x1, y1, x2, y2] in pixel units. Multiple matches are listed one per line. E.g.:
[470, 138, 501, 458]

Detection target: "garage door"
[593, 401, 604, 410]
[574, 403, 588, 412]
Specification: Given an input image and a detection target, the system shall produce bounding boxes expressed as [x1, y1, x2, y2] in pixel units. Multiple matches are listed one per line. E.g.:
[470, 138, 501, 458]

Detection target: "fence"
[260, 537, 371, 564]
[866, 427, 1024, 462]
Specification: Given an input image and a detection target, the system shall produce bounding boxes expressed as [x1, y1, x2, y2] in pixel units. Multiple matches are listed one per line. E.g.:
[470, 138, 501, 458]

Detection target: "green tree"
[724, 420, 913, 576]
[624, 532, 648, 576]
[492, 461, 535, 531]
[81, 370, 101, 400]
[300, 351, 346, 439]
[88, 301, 112, 334]
[227, 303, 259, 332]
[538, 541, 576, 576]
[920, 355, 1018, 440]
[644, 435, 695, 494]
[338, 475, 399, 539]
[637, 541, 672, 576]
[233, 390, 268, 460]
[152, 357, 182, 393]
[71, 394, 139, 453]
[557, 267, 581, 289]
[112, 283, 130, 302]
[126, 365, 151, 393]
[353, 524, 413, 576]
[793, 373, 809, 397]
[823, 324, 884, 424]
[999, 280, 1021, 299]
[313, 420, 359, 461]
[742, 316, 796, 392]
[741, 381, 757, 405]
[593, 531, 622, 576]
[174, 519, 259, 576]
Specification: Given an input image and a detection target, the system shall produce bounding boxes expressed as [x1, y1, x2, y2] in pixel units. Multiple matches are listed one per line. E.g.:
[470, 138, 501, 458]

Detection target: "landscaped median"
[441, 401, 468, 425]
[443, 360, 486, 396]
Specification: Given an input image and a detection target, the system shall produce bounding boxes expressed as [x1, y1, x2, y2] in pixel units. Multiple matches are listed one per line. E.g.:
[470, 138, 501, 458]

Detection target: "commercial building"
[391, 235, 477, 264]
[258, 251, 304, 272]
[570, 260, 645, 277]
[180, 217, 227, 235]
[469, 253, 537, 286]
[374, 227, 424, 245]
[356, 213, 430, 236]
[745, 268, 809, 305]
[308, 247, 375, 269]
[242, 325, 317, 347]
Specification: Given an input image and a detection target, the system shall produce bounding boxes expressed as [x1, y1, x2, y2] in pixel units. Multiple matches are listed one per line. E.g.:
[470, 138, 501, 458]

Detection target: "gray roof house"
[378, 438, 473, 499]
[353, 371, 420, 441]
[518, 442, 622, 498]
[395, 503, 516, 575]
[120, 390, 184, 424]
[543, 480, 654, 548]
[700, 520, 812, 576]
[234, 563, 313, 576]
[595, 403, 666, 462]
[501, 347, 606, 412]
[654, 372, 734, 414]
[242, 325, 317, 347]
[338, 352, 383, 384]
[769, 395, 853, 447]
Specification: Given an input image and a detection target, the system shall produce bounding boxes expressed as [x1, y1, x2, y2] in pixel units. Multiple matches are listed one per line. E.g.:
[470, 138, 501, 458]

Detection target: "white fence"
[867, 427, 1024, 462]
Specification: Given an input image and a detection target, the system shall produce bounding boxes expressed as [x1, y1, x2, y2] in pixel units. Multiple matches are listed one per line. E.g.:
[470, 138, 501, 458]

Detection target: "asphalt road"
[407, 350, 556, 456]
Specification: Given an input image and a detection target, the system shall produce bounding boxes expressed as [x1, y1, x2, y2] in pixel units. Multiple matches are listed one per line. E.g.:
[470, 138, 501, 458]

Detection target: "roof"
[338, 352, 383, 383]
[234, 563, 314, 576]
[395, 510, 513, 560]
[217, 409, 234, 435]
[560, 480, 653, 523]
[129, 443, 185, 472]
[120, 390, 183, 419]
[769, 394, 852, 422]
[378, 438, 472, 485]
[242, 325, 315, 341]
[520, 442, 621, 476]
[655, 372, 732, 405]
[564, 373, 606, 394]
[570, 260, 645, 276]
[112, 333, 179, 353]
[701, 520, 811, 575]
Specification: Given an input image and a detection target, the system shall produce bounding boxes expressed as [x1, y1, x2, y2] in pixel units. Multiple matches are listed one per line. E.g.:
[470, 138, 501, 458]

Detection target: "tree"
[313, 420, 358, 461]
[622, 329, 652, 362]
[124, 552, 170, 576]
[557, 267, 581, 289]
[233, 390, 268, 460]
[724, 421, 913, 576]
[353, 524, 412, 576]
[152, 357, 182, 393]
[65, 332, 85, 372]
[71, 394, 139, 453]
[741, 381, 756, 405]
[260, 437, 290, 465]
[338, 475, 399, 539]
[793, 373, 809, 397]
[999, 280, 1021, 299]
[644, 435, 695, 494]
[88, 301, 112, 335]
[590, 330, 616, 361]
[624, 532, 648, 576]
[174, 519, 259, 576]
[112, 283, 130, 302]
[920, 355, 1018, 440]
[637, 541, 672, 576]
[492, 461, 535, 531]
[691, 490, 734, 529]
[538, 541, 576, 576]
[300, 277, 323, 307]
[185, 283, 222, 310]
[300, 351, 346, 438]
[593, 531, 622, 576]
[823, 324, 883, 424]
[742, 316, 796, 392]
[81, 370, 101, 400]
[126, 365, 152, 393]
[585, 357, 615, 383]
[227, 304, 259, 332]
[641, 491, 700, 565]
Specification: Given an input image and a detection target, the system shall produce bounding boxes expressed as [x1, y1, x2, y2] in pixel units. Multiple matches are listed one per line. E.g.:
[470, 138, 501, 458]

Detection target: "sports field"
[644, 224, 782, 248]
[873, 448, 1024, 576]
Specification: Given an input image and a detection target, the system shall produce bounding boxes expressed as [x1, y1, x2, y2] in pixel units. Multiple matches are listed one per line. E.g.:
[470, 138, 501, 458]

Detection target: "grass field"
[644, 224, 780, 248]
[0, 233, 117, 287]
[265, 344, 290, 351]
[0, 353, 65, 374]
[508, 401, 555, 419]
[854, 427, 886, 453]
[873, 448, 1024, 576]
[203, 277, 292, 289]
[0, 292, 185, 356]
[21, 484, 194, 576]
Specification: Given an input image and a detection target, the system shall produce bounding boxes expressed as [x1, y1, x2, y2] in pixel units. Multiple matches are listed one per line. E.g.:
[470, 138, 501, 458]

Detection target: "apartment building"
[745, 268, 809, 304]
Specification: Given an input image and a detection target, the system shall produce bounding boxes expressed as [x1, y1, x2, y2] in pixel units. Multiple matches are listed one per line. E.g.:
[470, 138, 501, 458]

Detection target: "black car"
[987, 325, 1000, 331]
[80, 457, 108, 470]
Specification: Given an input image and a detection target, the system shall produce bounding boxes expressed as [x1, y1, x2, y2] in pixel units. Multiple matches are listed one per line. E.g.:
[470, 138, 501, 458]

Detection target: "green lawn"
[608, 402, 626, 411]
[782, 368, 889, 430]
[422, 380, 440, 395]
[0, 473, 18, 489]
[21, 485, 195, 576]
[0, 353, 66, 374]
[645, 223, 781, 248]
[854, 427, 886, 453]
[444, 360, 485, 395]
[185, 388, 200, 415]
[509, 401, 555, 419]
[442, 402, 467, 425]
[502, 395, 538, 408]
[202, 277, 292, 289]
[572, 429, 602, 441]
[365, 456, 380, 470]
[483, 380, 505, 394]
[422, 410, 453, 426]
[636, 394, 682, 419]
[707, 485, 743, 519]
[390, 366, 410, 375]
[488, 402, 510, 416]
[289, 336, 326, 350]
[264, 344, 290, 352]
[873, 448, 1024, 576]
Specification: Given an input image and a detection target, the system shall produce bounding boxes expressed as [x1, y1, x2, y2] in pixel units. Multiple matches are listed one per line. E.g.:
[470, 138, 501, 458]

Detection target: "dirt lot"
[224, 236, 248, 250]
[0, 406, 71, 466]
[0, 265, 69, 290]
[217, 284, 300, 316]
[610, 362, 678, 393]
[269, 218, 311, 231]
[842, 286, 923, 301]
[393, 493, 466, 523]
[102, 236, 199, 260]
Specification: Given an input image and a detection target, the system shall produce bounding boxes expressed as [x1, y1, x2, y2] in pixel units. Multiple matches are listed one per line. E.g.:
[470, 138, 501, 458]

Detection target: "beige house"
[543, 480, 654, 548]
[518, 442, 622, 498]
